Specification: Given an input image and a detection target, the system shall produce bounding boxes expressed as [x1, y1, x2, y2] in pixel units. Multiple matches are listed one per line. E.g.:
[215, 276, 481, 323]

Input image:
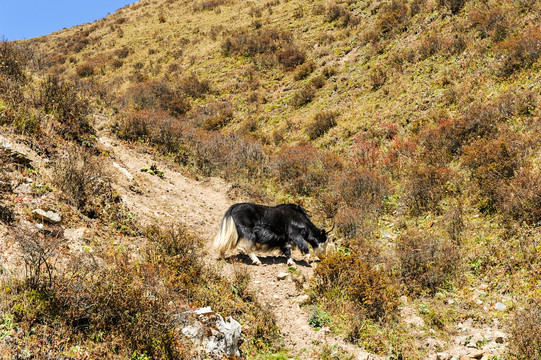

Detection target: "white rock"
[296, 294, 310, 305]
[436, 353, 452, 360]
[277, 272, 289, 280]
[32, 209, 61, 223]
[494, 302, 507, 311]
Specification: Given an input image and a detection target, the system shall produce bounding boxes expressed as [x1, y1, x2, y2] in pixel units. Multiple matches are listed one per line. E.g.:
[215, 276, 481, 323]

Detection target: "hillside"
[1, 0, 541, 358]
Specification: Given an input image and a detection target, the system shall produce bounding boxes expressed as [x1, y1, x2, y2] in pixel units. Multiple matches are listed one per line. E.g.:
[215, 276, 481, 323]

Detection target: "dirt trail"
[96, 128, 377, 359]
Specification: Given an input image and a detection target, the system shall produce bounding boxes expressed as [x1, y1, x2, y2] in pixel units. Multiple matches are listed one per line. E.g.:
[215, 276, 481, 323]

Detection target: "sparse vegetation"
[1, 0, 541, 357]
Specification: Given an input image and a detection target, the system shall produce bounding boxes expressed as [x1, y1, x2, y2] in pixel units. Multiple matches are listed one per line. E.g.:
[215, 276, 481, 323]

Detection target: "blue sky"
[0, 1, 137, 41]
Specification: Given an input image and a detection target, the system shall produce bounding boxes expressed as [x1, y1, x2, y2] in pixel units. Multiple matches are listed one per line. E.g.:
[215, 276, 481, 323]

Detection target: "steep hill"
[1, 0, 541, 358]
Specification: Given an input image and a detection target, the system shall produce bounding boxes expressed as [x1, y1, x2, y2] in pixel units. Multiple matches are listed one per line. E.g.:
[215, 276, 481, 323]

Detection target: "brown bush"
[178, 73, 211, 98]
[75, 62, 95, 77]
[332, 167, 390, 213]
[469, 6, 509, 42]
[437, 0, 467, 15]
[461, 137, 523, 214]
[38, 75, 93, 141]
[374, 1, 410, 38]
[325, 3, 357, 27]
[313, 251, 399, 321]
[404, 164, 452, 215]
[290, 85, 315, 107]
[293, 61, 315, 81]
[276, 46, 306, 70]
[0, 40, 26, 80]
[128, 79, 191, 116]
[272, 144, 341, 196]
[305, 110, 338, 139]
[51, 147, 115, 219]
[190, 100, 233, 130]
[497, 26, 541, 77]
[508, 299, 541, 359]
[498, 167, 541, 225]
[221, 27, 292, 57]
[309, 74, 326, 89]
[397, 229, 460, 294]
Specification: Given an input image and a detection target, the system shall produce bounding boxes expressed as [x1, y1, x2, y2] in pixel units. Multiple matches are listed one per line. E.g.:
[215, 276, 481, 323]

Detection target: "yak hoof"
[287, 258, 295, 266]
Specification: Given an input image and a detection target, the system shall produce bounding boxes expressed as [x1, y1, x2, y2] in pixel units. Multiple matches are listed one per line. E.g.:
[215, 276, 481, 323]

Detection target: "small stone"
[436, 353, 451, 360]
[296, 294, 310, 305]
[277, 272, 288, 280]
[494, 302, 507, 311]
[32, 209, 61, 223]
[467, 349, 484, 359]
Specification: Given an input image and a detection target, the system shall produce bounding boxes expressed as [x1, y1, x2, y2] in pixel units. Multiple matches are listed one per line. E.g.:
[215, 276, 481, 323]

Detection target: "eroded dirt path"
[96, 127, 377, 359]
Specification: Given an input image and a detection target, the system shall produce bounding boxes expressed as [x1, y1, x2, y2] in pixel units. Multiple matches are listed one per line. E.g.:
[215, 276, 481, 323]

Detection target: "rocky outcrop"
[179, 307, 242, 357]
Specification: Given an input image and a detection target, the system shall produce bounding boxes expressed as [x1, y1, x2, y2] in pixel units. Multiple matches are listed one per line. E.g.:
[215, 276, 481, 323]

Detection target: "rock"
[296, 294, 310, 305]
[494, 302, 507, 311]
[32, 209, 61, 223]
[467, 349, 484, 359]
[14, 183, 32, 194]
[277, 272, 289, 280]
[113, 162, 133, 180]
[494, 331, 506, 343]
[181, 307, 242, 357]
[436, 353, 452, 360]
[468, 333, 485, 348]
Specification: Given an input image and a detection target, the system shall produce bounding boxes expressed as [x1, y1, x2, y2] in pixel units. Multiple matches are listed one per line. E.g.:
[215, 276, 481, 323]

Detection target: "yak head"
[311, 225, 334, 259]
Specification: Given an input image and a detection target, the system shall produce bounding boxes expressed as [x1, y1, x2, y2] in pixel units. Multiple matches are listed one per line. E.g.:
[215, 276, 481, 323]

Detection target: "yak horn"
[326, 224, 335, 234]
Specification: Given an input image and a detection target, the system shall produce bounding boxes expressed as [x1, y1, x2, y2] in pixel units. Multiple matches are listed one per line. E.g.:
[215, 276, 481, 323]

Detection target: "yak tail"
[213, 216, 238, 258]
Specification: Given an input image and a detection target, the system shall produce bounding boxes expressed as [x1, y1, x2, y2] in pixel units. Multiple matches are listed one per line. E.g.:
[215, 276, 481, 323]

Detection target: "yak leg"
[237, 236, 262, 266]
[280, 243, 295, 266]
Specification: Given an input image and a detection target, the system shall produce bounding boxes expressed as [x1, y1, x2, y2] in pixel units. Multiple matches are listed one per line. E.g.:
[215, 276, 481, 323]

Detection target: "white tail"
[213, 216, 239, 258]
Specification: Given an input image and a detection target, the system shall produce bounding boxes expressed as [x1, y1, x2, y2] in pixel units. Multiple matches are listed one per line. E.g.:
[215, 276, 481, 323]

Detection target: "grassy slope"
[6, 0, 541, 358]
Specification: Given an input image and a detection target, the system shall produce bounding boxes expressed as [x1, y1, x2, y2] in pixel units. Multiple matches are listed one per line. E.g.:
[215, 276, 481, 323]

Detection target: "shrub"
[325, 3, 357, 27]
[461, 137, 523, 214]
[397, 229, 459, 295]
[128, 79, 191, 116]
[332, 167, 390, 213]
[276, 46, 306, 70]
[0, 40, 26, 80]
[309, 74, 326, 89]
[75, 62, 95, 77]
[374, 1, 410, 38]
[370, 67, 387, 90]
[0, 203, 15, 223]
[272, 144, 341, 196]
[437, 0, 467, 15]
[178, 73, 211, 98]
[498, 167, 541, 225]
[469, 6, 509, 42]
[221, 27, 292, 57]
[508, 299, 541, 359]
[293, 61, 315, 81]
[190, 100, 233, 130]
[290, 85, 315, 107]
[497, 26, 541, 77]
[305, 110, 338, 139]
[12, 226, 66, 290]
[404, 164, 452, 215]
[313, 251, 399, 321]
[38, 75, 93, 141]
[51, 147, 115, 218]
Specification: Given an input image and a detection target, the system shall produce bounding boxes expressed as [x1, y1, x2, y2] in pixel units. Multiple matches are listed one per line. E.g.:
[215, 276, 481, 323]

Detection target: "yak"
[213, 203, 331, 266]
